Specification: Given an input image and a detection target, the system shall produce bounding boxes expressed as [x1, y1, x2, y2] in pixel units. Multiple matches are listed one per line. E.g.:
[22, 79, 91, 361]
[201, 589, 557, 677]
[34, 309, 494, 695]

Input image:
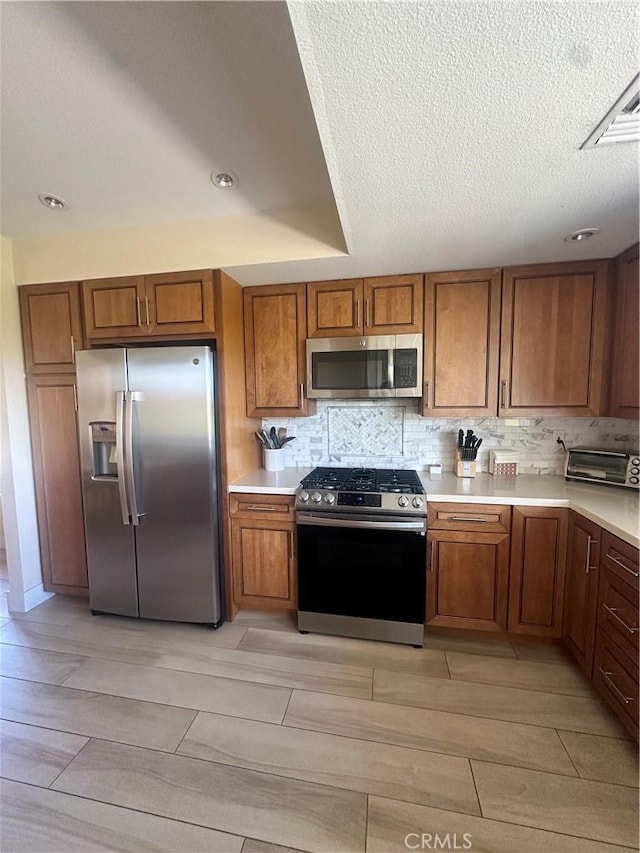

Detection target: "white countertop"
[229, 469, 639, 548]
[230, 467, 314, 495]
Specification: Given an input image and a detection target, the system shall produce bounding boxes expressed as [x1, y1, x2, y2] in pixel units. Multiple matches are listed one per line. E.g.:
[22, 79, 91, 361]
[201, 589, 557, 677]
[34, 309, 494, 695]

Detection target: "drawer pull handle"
[429, 539, 436, 572]
[423, 381, 430, 408]
[606, 553, 640, 578]
[599, 668, 634, 704]
[289, 531, 295, 561]
[244, 505, 283, 512]
[356, 300, 361, 328]
[448, 516, 491, 523]
[603, 604, 637, 634]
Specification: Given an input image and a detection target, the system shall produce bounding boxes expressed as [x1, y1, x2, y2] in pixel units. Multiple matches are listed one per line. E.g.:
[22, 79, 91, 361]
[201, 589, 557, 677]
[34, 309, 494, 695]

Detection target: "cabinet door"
[363, 274, 424, 334]
[508, 507, 568, 637]
[426, 530, 509, 631]
[27, 375, 88, 594]
[307, 279, 363, 338]
[83, 277, 146, 339]
[244, 283, 309, 417]
[231, 519, 296, 609]
[562, 512, 600, 676]
[609, 243, 639, 419]
[423, 269, 501, 416]
[20, 282, 83, 374]
[499, 261, 609, 416]
[145, 270, 215, 336]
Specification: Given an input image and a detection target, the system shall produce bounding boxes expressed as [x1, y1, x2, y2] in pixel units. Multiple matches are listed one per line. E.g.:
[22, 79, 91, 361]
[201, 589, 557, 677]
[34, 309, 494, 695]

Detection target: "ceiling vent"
[581, 73, 640, 148]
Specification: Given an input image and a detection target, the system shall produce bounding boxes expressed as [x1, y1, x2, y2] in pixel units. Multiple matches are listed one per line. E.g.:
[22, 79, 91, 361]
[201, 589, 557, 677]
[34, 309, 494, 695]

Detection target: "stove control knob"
[298, 491, 309, 503]
[311, 492, 322, 503]
[323, 493, 336, 504]
[398, 495, 410, 507]
[630, 477, 639, 485]
[412, 497, 424, 509]
[633, 458, 640, 466]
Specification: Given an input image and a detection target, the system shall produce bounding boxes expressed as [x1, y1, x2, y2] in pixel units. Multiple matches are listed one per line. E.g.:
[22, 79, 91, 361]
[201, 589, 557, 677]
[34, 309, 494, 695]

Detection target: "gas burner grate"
[299, 467, 424, 495]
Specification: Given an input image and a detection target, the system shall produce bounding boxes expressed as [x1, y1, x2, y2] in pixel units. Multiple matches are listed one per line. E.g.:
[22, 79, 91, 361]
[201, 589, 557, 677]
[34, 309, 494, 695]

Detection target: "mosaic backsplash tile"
[263, 399, 640, 475]
[327, 406, 404, 457]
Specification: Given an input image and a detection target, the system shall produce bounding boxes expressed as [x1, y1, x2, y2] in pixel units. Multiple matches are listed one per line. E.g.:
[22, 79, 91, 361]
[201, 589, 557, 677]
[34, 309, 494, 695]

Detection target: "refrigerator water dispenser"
[90, 422, 117, 478]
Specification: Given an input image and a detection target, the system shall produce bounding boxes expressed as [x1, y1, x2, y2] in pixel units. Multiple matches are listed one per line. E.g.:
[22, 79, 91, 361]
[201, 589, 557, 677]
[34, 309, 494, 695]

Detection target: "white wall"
[0, 235, 50, 611]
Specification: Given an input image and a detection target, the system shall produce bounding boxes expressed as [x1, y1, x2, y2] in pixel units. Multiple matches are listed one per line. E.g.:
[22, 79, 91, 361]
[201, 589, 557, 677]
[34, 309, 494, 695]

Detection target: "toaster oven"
[565, 447, 640, 489]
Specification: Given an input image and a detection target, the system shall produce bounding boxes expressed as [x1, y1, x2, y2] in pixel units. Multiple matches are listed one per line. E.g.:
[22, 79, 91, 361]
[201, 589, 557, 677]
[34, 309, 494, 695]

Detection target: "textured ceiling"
[1, 1, 638, 284]
[0, 1, 335, 236]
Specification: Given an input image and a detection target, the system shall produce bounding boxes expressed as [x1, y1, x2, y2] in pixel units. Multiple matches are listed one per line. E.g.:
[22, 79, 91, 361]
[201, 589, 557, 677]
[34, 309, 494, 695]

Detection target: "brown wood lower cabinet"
[593, 530, 639, 740]
[230, 493, 296, 610]
[508, 507, 568, 637]
[562, 511, 601, 676]
[426, 529, 510, 631]
[593, 629, 639, 740]
[27, 375, 88, 594]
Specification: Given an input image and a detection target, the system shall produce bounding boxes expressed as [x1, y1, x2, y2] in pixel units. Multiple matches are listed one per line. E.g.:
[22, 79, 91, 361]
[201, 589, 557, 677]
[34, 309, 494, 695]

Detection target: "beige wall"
[11, 202, 346, 285]
[0, 235, 49, 611]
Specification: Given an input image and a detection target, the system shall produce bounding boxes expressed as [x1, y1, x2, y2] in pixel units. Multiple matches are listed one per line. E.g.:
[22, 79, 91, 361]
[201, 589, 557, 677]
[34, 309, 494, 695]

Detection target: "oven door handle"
[297, 513, 426, 533]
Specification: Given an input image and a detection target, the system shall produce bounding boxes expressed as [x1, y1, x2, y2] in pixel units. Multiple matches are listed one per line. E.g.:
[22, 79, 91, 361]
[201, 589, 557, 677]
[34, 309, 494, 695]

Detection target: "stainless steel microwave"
[306, 334, 423, 399]
[565, 447, 640, 489]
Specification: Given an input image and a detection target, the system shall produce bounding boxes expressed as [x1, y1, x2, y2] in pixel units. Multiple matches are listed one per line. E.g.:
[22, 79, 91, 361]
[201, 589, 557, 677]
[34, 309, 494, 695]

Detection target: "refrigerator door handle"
[115, 391, 131, 525]
[124, 390, 144, 526]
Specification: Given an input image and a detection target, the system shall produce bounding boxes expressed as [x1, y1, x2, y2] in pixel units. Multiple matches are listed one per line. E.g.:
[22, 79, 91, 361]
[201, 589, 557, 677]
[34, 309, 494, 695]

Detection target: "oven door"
[296, 512, 426, 626]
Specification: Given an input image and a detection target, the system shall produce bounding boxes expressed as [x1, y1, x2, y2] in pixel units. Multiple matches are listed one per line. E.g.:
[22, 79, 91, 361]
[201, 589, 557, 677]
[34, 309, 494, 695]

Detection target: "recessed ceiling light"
[211, 170, 238, 190]
[564, 228, 600, 243]
[38, 193, 67, 211]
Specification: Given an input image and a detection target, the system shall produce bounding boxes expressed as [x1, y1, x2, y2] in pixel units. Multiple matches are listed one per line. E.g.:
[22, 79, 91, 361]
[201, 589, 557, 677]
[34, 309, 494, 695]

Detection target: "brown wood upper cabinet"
[20, 282, 83, 374]
[499, 260, 610, 416]
[423, 269, 501, 416]
[608, 243, 639, 419]
[307, 274, 423, 338]
[244, 283, 310, 417]
[508, 506, 568, 637]
[82, 270, 215, 339]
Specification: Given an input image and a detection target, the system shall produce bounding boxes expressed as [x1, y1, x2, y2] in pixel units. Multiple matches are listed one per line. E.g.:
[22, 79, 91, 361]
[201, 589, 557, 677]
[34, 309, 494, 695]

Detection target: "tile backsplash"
[263, 400, 640, 475]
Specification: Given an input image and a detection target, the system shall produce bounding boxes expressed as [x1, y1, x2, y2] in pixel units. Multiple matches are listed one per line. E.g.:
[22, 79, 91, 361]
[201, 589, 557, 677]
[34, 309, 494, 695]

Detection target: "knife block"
[455, 449, 476, 478]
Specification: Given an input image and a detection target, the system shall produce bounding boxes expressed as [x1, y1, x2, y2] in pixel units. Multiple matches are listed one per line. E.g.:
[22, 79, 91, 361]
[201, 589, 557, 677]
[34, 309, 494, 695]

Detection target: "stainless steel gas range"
[295, 467, 427, 646]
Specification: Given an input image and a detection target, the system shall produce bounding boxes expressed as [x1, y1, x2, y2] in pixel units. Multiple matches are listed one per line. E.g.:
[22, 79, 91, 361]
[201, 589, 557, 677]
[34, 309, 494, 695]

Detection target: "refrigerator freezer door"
[126, 346, 222, 624]
[76, 349, 138, 616]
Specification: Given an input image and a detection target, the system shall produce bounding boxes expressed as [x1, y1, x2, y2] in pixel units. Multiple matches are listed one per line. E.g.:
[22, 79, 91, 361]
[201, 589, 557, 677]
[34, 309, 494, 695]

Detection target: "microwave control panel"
[393, 348, 418, 388]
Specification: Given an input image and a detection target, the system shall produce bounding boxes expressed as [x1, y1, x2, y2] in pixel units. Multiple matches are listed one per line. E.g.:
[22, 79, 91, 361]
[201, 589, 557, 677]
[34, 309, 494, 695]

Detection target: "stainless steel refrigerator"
[76, 345, 223, 626]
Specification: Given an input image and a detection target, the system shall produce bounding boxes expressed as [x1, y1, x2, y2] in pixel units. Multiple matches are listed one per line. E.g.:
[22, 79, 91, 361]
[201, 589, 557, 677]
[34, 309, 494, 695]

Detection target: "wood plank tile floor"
[0, 597, 637, 853]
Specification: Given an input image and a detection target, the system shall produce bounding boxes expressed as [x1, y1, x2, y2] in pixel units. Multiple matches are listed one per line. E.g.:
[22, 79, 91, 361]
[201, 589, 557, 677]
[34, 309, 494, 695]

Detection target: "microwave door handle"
[387, 347, 394, 391]
[115, 391, 131, 525]
[124, 391, 143, 526]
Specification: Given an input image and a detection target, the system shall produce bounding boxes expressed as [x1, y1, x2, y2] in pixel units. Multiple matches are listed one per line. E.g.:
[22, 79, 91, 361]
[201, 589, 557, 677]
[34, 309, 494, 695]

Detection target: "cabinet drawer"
[598, 563, 639, 665]
[593, 629, 639, 740]
[428, 502, 511, 533]
[230, 493, 295, 521]
[600, 530, 639, 592]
